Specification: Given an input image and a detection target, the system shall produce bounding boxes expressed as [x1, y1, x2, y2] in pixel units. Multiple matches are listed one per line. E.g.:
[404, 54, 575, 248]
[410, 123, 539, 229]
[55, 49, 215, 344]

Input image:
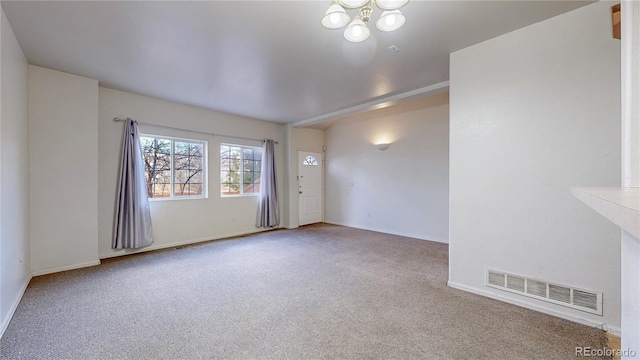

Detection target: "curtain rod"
[113, 117, 278, 144]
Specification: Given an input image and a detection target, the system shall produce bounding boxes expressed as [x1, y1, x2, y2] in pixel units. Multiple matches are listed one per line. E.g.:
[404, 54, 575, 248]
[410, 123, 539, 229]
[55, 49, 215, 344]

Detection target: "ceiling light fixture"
[376, 10, 406, 32]
[321, 0, 408, 43]
[322, 1, 351, 29]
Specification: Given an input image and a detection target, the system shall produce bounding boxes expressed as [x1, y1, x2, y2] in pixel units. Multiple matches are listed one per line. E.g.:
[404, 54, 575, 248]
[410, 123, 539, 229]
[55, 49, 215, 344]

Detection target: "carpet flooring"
[0, 224, 610, 359]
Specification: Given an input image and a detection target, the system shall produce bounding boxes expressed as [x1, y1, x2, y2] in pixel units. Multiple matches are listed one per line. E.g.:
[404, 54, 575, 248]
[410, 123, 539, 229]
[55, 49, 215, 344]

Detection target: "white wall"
[622, 230, 640, 358]
[284, 126, 325, 229]
[98, 88, 286, 258]
[449, 1, 621, 332]
[29, 66, 100, 275]
[0, 8, 30, 336]
[620, 1, 640, 357]
[325, 93, 449, 243]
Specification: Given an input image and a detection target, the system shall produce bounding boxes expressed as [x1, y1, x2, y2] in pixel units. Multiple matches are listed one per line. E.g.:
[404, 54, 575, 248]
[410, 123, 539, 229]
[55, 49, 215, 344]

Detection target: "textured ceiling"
[2, 1, 593, 125]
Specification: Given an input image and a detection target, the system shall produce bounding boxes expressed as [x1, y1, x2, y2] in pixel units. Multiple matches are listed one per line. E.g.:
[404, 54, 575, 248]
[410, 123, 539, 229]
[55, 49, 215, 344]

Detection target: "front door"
[298, 151, 323, 226]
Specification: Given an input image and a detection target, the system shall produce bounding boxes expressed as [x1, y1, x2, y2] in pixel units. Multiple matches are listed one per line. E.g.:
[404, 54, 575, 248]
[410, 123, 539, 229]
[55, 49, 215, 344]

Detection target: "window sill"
[149, 196, 207, 202]
[571, 187, 640, 239]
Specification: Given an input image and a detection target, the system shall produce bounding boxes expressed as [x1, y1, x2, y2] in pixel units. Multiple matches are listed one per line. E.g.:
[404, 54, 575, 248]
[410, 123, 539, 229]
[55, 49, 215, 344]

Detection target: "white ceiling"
[2, 1, 592, 125]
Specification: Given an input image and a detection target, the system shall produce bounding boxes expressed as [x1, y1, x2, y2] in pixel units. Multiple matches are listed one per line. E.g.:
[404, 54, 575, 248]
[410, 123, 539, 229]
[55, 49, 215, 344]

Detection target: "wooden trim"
[613, 4, 621, 40]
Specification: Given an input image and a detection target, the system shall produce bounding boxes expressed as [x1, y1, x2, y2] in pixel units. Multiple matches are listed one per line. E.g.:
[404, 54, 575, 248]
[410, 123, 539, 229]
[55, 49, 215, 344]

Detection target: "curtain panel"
[112, 118, 154, 249]
[256, 139, 280, 228]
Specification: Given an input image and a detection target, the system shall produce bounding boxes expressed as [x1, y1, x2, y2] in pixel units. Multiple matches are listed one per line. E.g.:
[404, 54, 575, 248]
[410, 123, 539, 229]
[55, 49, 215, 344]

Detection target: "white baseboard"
[31, 260, 101, 277]
[0, 275, 32, 339]
[323, 220, 449, 244]
[99, 227, 277, 260]
[607, 327, 622, 338]
[447, 281, 621, 336]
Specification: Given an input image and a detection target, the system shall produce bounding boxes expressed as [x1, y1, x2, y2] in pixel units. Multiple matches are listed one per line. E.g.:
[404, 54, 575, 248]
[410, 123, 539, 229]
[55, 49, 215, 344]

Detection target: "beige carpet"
[0, 224, 610, 359]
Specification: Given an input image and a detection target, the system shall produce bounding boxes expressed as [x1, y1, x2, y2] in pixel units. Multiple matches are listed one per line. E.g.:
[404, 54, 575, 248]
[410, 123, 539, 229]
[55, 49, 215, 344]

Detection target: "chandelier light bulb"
[375, 0, 409, 11]
[343, 18, 371, 42]
[339, 0, 369, 9]
[386, 14, 395, 25]
[322, 3, 350, 29]
[376, 10, 405, 32]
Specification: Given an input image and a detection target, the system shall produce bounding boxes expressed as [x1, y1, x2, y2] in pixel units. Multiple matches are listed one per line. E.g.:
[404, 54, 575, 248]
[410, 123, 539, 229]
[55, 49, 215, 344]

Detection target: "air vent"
[549, 284, 571, 304]
[527, 280, 547, 298]
[574, 290, 598, 311]
[506, 275, 525, 292]
[486, 269, 602, 315]
[488, 271, 506, 287]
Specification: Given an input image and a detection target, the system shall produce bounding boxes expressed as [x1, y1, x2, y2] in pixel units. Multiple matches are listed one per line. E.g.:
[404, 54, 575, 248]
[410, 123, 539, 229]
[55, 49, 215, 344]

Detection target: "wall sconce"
[376, 143, 390, 151]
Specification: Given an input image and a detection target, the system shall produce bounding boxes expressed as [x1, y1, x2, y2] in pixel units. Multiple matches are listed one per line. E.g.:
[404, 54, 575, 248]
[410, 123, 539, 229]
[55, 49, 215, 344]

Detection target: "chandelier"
[321, 0, 409, 43]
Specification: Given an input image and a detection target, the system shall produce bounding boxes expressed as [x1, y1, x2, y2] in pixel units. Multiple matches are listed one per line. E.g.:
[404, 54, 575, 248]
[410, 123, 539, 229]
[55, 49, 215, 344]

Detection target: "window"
[220, 144, 262, 196]
[140, 135, 206, 199]
[303, 155, 318, 166]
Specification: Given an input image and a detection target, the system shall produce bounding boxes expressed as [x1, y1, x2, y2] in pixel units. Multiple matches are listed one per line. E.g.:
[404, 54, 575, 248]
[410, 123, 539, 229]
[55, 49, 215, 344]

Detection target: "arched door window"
[303, 155, 318, 166]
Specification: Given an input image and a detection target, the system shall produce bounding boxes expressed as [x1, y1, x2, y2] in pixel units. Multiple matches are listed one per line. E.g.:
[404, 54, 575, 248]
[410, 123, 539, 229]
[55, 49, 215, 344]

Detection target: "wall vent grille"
[506, 275, 525, 292]
[488, 272, 505, 287]
[486, 269, 602, 315]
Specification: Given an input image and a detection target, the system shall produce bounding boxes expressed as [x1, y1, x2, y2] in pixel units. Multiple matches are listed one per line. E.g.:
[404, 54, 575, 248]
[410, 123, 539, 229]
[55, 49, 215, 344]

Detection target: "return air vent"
[574, 290, 599, 311]
[549, 284, 571, 304]
[506, 275, 525, 292]
[488, 272, 505, 287]
[527, 279, 547, 297]
[486, 269, 602, 315]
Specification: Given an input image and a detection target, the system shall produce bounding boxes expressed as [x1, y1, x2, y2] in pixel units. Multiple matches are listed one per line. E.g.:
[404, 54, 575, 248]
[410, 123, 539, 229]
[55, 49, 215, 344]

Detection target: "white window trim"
[220, 143, 262, 197]
[141, 133, 208, 201]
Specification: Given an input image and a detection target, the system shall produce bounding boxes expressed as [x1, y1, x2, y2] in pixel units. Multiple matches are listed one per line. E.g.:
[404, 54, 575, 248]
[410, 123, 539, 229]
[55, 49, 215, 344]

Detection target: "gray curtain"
[256, 139, 280, 228]
[112, 118, 154, 249]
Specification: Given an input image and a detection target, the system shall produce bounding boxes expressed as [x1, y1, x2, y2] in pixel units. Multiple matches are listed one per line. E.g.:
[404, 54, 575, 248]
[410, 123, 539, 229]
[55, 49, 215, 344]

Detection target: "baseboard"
[324, 220, 449, 244]
[99, 227, 277, 259]
[447, 281, 621, 336]
[0, 275, 32, 339]
[607, 327, 622, 337]
[31, 260, 101, 277]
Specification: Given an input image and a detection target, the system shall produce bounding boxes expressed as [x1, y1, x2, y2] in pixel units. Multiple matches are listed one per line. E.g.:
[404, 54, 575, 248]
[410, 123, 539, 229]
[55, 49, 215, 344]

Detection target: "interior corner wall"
[620, 0, 640, 354]
[0, 8, 30, 337]
[324, 93, 449, 243]
[449, 1, 621, 331]
[29, 65, 100, 275]
[98, 88, 286, 258]
[285, 127, 325, 229]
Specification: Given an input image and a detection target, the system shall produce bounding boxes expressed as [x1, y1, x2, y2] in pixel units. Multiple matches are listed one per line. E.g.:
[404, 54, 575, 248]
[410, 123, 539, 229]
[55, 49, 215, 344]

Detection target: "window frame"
[220, 143, 263, 197]
[140, 133, 208, 201]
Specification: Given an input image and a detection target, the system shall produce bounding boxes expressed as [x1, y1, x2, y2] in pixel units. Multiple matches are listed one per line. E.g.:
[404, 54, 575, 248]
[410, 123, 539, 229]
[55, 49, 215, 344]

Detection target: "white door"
[298, 151, 323, 226]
